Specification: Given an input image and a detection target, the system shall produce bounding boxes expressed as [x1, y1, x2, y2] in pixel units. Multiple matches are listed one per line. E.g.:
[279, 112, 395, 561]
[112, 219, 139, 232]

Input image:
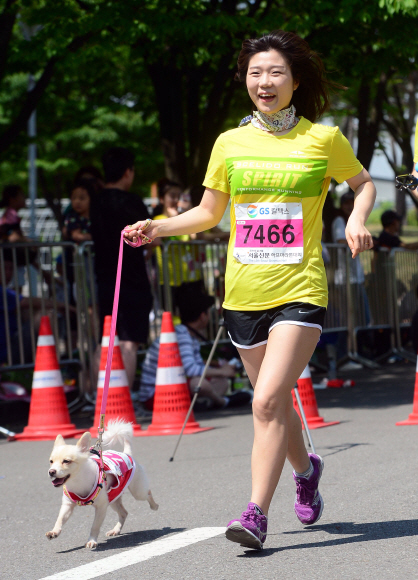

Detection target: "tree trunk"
[148, 60, 187, 185]
[356, 73, 388, 170]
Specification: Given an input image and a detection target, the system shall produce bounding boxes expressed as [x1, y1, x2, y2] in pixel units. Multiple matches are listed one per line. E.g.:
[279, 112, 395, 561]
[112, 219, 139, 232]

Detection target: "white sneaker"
[339, 361, 363, 371]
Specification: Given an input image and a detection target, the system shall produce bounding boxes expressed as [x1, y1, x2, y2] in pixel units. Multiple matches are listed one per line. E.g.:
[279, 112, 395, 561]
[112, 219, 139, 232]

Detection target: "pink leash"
[96, 228, 144, 467]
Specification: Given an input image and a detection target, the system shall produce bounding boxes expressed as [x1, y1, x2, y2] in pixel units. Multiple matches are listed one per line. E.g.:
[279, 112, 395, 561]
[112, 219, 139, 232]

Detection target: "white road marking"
[39, 527, 225, 580]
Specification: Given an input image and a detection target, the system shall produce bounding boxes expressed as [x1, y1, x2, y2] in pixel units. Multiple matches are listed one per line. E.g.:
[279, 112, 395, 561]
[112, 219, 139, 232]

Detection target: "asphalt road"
[1, 362, 418, 580]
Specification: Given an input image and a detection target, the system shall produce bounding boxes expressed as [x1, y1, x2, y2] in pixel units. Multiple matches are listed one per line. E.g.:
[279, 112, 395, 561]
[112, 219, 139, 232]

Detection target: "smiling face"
[48, 444, 78, 487]
[48, 432, 91, 488]
[246, 49, 299, 115]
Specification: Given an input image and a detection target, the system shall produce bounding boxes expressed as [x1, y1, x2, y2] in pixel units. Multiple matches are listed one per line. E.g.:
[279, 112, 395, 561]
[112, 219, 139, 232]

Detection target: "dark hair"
[71, 178, 97, 201]
[381, 210, 401, 228]
[0, 185, 24, 208]
[236, 30, 338, 122]
[152, 178, 182, 216]
[157, 178, 182, 200]
[176, 282, 215, 324]
[74, 165, 103, 183]
[1, 248, 13, 262]
[102, 147, 135, 184]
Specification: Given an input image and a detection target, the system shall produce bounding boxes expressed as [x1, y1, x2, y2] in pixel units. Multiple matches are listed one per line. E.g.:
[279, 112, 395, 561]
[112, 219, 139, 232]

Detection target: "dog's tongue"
[52, 477, 66, 487]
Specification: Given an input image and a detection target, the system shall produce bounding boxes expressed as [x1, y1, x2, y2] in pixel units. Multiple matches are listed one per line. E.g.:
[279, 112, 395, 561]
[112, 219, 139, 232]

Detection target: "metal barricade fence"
[391, 248, 418, 360]
[75, 242, 100, 395]
[0, 241, 80, 373]
[159, 240, 228, 341]
[158, 241, 418, 367]
[2, 239, 417, 400]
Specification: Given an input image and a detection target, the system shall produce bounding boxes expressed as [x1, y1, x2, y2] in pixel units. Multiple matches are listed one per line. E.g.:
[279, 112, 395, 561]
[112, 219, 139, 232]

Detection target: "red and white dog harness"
[63, 451, 136, 506]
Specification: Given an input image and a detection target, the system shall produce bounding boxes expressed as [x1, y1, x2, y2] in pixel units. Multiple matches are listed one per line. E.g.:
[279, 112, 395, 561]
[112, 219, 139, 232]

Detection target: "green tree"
[1, 0, 418, 201]
[296, 0, 418, 170]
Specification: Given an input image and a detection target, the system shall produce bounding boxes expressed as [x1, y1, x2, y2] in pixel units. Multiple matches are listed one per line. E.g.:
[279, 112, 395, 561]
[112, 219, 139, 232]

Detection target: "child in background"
[0, 185, 39, 293]
[153, 179, 191, 314]
[0, 185, 27, 242]
[63, 179, 96, 308]
[63, 179, 95, 244]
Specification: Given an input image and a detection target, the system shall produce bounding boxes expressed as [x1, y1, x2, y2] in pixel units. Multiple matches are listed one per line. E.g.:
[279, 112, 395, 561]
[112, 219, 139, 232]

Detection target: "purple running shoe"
[293, 453, 324, 525]
[225, 502, 267, 550]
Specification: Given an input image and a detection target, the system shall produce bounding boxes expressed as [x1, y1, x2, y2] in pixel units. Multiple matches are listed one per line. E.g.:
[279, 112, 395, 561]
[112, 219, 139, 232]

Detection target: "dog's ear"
[76, 432, 91, 453]
[53, 434, 65, 447]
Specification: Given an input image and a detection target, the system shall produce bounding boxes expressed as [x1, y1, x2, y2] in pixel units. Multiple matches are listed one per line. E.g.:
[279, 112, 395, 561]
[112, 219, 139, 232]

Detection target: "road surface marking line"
[39, 527, 225, 580]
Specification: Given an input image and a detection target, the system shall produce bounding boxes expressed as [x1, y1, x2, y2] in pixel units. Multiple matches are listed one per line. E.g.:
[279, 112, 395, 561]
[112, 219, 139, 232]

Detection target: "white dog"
[46, 419, 158, 548]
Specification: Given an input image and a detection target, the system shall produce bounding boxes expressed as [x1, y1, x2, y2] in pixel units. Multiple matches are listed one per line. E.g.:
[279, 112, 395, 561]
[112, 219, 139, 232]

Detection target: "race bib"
[233, 202, 303, 264]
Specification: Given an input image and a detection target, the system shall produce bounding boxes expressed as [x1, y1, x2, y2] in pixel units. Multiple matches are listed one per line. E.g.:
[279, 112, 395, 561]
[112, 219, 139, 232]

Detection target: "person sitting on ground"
[139, 285, 252, 410]
[376, 210, 418, 251]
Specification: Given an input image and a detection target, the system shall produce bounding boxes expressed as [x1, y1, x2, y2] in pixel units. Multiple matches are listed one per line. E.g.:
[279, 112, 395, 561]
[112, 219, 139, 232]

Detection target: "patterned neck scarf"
[251, 104, 298, 133]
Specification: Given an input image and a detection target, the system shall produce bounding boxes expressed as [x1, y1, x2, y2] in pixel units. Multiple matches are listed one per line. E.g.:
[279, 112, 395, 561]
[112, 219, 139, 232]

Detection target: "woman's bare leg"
[237, 324, 320, 515]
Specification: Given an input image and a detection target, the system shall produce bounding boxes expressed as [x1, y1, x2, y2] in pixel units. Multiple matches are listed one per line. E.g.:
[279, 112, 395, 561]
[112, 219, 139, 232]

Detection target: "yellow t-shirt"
[414, 119, 418, 164]
[203, 117, 363, 311]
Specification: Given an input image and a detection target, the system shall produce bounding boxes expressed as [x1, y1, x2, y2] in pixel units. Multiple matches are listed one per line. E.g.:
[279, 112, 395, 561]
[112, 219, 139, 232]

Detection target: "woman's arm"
[345, 168, 376, 258]
[124, 188, 229, 245]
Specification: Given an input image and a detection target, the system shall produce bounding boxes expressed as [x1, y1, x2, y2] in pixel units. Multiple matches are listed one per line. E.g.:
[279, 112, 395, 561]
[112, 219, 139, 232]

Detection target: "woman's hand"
[345, 216, 373, 258]
[345, 169, 376, 258]
[123, 218, 157, 246]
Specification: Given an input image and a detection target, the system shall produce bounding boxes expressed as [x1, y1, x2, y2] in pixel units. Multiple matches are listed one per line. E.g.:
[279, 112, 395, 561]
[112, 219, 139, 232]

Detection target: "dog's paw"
[46, 531, 59, 540]
[85, 539, 98, 549]
[106, 529, 120, 537]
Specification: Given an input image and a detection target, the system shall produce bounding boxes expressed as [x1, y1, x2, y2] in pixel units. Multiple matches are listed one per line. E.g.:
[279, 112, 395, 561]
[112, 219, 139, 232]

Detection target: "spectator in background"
[377, 210, 418, 250]
[62, 179, 95, 244]
[151, 178, 182, 218]
[330, 191, 370, 369]
[412, 119, 418, 181]
[139, 283, 252, 410]
[74, 166, 104, 191]
[0, 184, 39, 294]
[62, 179, 97, 321]
[0, 185, 27, 243]
[90, 147, 152, 389]
[152, 179, 196, 312]
[177, 189, 192, 214]
[0, 248, 70, 364]
[332, 192, 368, 296]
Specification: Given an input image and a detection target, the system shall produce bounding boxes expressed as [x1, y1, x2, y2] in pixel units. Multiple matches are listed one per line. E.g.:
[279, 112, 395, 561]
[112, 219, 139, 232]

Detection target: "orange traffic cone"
[292, 365, 339, 429]
[15, 316, 83, 441]
[90, 316, 142, 436]
[145, 312, 211, 436]
[396, 356, 418, 425]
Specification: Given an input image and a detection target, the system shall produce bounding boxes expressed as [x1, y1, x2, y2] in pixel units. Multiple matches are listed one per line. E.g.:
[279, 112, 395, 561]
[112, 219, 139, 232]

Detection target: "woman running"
[124, 30, 376, 550]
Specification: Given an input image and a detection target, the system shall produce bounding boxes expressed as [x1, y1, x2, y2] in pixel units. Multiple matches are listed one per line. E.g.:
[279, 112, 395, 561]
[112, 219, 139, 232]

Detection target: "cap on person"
[381, 210, 401, 228]
[176, 284, 215, 323]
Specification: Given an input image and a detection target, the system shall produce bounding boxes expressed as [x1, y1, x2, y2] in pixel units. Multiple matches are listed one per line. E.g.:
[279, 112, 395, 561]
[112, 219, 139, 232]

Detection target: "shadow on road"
[57, 526, 186, 553]
[314, 362, 415, 411]
[238, 519, 418, 558]
[319, 442, 370, 457]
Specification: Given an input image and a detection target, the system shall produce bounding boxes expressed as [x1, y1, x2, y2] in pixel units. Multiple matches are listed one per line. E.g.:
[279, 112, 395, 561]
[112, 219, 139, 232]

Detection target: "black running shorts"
[224, 302, 326, 349]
